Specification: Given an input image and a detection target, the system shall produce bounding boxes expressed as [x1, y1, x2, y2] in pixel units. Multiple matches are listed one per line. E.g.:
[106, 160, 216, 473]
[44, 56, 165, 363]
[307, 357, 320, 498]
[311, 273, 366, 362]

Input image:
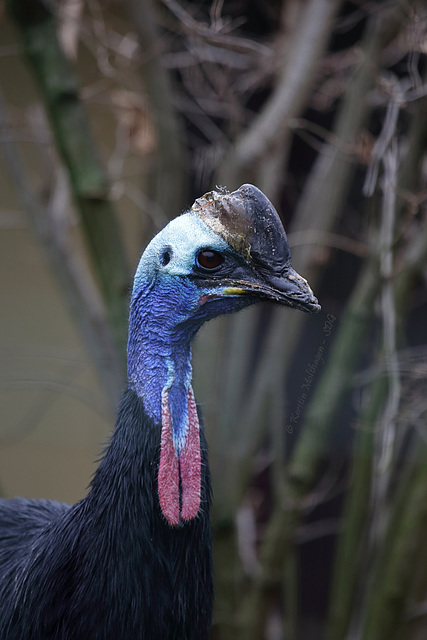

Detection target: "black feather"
[0, 389, 213, 640]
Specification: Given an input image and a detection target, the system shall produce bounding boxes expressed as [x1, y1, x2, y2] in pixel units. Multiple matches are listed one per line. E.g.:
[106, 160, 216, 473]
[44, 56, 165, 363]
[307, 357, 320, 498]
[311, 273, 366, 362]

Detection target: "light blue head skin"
[127, 211, 249, 451]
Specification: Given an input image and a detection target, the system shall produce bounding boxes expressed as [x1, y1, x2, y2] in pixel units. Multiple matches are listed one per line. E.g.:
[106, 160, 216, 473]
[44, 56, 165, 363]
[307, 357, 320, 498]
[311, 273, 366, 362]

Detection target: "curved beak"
[224, 266, 320, 314]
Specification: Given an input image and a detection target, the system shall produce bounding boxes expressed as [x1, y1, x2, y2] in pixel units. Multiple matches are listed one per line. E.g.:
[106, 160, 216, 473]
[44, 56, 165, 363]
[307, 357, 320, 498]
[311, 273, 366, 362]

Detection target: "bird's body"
[0, 185, 319, 639]
[0, 390, 212, 639]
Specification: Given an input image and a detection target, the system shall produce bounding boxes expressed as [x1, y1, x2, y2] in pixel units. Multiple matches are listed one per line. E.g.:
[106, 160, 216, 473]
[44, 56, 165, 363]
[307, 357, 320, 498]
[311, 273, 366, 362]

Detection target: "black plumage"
[0, 391, 212, 639]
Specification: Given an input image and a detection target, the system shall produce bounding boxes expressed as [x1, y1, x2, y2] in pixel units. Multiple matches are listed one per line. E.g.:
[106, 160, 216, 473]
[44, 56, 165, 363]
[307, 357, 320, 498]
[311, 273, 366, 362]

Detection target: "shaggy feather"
[0, 390, 213, 640]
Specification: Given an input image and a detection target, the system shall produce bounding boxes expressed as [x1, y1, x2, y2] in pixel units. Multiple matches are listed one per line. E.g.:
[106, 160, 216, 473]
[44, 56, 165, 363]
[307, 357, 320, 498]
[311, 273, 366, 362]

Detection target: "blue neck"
[127, 277, 202, 437]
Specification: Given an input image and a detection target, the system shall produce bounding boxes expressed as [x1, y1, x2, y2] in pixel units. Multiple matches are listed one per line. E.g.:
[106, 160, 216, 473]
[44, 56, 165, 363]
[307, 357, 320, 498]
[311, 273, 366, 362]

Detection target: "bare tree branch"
[162, 0, 271, 57]
[7, 0, 131, 358]
[326, 75, 427, 640]
[217, 0, 342, 191]
[371, 141, 401, 540]
[125, 0, 189, 219]
[0, 91, 123, 409]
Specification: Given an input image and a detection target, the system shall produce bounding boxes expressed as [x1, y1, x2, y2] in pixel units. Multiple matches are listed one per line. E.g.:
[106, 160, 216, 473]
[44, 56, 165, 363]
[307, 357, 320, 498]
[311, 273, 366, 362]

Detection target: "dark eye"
[160, 248, 172, 266]
[196, 250, 224, 271]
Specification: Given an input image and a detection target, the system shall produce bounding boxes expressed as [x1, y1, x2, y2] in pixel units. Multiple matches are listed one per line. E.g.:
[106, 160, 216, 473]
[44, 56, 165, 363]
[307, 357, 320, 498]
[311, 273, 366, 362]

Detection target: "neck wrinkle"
[127, 314, 194, 425]
[127, 275, 204, 425]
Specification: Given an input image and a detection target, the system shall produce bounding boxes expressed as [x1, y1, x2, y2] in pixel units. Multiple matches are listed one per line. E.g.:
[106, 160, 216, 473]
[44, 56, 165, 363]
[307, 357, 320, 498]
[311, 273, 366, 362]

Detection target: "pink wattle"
[158, 386, 201, 526]
[158, 389, 180, 526]
[180, 388, 201, 521]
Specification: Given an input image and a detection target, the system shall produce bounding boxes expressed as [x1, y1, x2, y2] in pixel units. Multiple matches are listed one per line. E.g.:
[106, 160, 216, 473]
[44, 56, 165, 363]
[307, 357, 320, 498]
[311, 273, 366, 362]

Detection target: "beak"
[224, 266, 320, 314]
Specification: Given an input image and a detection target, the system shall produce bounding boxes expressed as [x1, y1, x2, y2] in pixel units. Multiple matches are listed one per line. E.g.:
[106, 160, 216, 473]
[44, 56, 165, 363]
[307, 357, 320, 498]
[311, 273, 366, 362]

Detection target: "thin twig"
[162, 0, 271, 57]
[378, 142, 401, 473]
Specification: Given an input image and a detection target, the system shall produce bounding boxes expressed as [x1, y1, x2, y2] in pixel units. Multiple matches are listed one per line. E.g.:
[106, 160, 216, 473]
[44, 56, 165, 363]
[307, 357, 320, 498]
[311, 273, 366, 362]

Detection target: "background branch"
[7, 0, 131, 359]
[1, 2, 426, 638]
[126, 0, 189, 219]
[0, 92, 123, 409]
[217, 0, 342, 196]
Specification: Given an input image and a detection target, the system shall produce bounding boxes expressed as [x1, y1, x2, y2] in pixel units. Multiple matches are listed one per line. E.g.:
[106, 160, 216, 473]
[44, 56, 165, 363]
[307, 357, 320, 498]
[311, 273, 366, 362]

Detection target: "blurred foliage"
[1, 0, 427, 638]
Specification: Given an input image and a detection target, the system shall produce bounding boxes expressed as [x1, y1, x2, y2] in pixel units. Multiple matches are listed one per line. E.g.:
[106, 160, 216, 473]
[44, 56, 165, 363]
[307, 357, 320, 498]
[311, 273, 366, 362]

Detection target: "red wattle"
[158, 389, 180, 526]
[158, 386, 201, 526]
[180, 388, 201, 521]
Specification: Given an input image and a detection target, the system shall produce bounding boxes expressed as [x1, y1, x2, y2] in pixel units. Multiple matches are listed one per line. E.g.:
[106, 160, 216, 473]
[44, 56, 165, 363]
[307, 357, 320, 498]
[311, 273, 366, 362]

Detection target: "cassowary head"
[127, 184, 320, 525]
[131, 183, 319, 320]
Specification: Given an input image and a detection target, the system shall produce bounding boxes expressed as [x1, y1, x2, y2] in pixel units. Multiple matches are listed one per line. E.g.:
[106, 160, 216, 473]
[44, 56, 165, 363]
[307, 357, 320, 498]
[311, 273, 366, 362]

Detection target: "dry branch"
[0, 92, 124, 408]
[211, 1, 407, 525]
[326, 79, 427, 639]
[217, 0, 342, 192]
[291, 1, 408, 275]
[7, 0, 130, 358]
[126, 0, 189, 219]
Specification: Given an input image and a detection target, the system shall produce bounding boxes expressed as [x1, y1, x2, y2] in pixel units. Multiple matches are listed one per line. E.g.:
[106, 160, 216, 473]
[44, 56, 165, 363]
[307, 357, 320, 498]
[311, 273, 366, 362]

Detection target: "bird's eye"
[196, 250, 224, 271]
[160, 249, 172, 266]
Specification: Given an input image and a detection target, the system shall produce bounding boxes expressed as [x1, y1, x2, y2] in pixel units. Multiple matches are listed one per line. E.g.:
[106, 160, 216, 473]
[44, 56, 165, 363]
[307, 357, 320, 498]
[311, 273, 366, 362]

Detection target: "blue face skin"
[127, 212, 251, 451]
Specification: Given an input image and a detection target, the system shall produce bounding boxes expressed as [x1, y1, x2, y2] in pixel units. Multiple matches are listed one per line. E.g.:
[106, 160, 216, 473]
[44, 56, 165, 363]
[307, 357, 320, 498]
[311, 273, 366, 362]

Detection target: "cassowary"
[0, 184, 319, 639]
